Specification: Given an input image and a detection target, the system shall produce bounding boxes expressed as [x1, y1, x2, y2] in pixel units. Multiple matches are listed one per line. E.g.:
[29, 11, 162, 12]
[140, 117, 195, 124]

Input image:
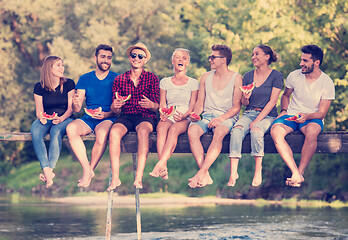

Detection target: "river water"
[0, 196, 347, 240]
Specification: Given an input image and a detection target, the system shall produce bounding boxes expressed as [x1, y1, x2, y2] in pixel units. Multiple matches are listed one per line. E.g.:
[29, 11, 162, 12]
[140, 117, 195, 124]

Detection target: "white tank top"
[203, 70, 238, 118]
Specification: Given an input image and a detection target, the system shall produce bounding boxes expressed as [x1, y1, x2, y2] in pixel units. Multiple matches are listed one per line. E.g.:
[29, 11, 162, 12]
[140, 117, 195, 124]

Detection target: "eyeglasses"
[130, 53, 146, 60]
[208, 55, 225, 61]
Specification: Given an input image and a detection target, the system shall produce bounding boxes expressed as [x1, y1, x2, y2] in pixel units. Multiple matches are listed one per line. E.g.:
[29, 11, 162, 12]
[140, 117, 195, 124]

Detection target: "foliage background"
[0, 0, 347, 199]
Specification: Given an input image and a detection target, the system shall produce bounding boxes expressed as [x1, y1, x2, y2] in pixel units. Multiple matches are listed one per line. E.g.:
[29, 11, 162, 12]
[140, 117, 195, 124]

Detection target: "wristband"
[280, 109, 287, 113]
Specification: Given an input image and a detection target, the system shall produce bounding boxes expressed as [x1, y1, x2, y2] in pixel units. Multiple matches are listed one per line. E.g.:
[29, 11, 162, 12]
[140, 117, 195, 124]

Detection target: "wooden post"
[105, 170, 113, 240]
[132, 153, 142, 240]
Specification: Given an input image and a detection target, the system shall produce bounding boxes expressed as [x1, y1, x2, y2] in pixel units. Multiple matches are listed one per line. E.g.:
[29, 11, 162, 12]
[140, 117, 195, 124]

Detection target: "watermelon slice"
[115, 92, 131, 102]
[285, 115, 301, 121]
[240, 82, 255, 93]
[159, 105, 176, 117]
[190, 112, 203, 121]
[84, 107, 102, 117]
[41, 112, 58, 120]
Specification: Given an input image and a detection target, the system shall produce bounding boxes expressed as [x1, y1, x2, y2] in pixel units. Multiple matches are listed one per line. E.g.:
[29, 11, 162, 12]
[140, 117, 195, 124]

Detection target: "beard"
[301, 63, 314, 74]
[97, 60, 111, 72]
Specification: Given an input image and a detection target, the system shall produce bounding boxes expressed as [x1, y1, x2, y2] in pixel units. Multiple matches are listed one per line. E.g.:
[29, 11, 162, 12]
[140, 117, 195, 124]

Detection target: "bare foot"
[286, 174, 304, 187]
[251, 170, 262, 187]
[188, 172, 205, 188]
[133, 179, 143, 189]
[77, 168, 95, 188]
[202, 172, 213, 186]
[227, 172, 239, 187]
[149, 162, 167, 179]
[159, 169, 169, 180]
[42, 168, 55, 188]
[39, 173, 46, 182]
[107, 178, 121, 191]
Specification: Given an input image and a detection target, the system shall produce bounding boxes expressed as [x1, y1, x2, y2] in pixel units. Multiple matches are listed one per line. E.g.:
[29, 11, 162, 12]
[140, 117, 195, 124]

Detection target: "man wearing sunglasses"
[108, 42, 159, 190]
[187, 44, 243, 188]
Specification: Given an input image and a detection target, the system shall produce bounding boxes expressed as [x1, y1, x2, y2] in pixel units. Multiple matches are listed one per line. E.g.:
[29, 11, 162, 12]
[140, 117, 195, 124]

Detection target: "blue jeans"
[229, 110, 275, 158]
[31, 118, 74, 169]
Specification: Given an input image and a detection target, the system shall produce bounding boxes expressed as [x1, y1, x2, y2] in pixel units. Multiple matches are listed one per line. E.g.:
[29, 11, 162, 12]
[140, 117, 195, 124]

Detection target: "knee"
[270, 125, 281, 140]
[66, 123, 76, 137]
[250, 127, 263, 139]
[137, 126, 151, 139]
[230, 126, 243, 139]
[187, 125, 201, 140]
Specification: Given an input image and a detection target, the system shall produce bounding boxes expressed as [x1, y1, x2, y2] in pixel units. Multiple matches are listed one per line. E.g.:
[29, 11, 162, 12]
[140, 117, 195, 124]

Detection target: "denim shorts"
[189, 113, 238, 133]
[272, 115, 324, 132]
[80, 114, 118, 131]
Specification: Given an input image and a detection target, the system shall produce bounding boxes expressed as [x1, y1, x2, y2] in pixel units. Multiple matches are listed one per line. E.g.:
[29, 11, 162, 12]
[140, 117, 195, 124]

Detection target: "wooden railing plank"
[0, 131, 347, 154]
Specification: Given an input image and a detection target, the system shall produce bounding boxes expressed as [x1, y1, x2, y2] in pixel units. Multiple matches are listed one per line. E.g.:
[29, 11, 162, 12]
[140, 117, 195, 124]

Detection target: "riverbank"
[47, 192, 348, 208]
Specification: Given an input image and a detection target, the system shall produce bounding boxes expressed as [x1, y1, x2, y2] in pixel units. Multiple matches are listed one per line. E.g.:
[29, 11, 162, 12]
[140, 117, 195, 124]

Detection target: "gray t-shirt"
[244, 69, 283, 117]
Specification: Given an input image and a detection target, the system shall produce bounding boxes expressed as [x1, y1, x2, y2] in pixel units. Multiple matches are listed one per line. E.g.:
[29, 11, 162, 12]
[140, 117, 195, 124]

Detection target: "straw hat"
[126, 42, 151, 61]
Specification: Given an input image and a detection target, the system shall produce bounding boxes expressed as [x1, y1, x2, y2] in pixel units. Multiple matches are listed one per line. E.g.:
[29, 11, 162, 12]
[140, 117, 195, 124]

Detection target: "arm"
[139, 74, 160, 112]
[278, 87, 294, 118]
[192, 73, 208, 114]
[207, 74, 243, 128]
[34, 94, 47, 124]
[251, 87, 282, 127]
[52, 90, 75, 124]
[184, 89, 198, 118]
[297, 99, 332, 122]
[159, 89, 168, 121]
[72, 89, 85, 113]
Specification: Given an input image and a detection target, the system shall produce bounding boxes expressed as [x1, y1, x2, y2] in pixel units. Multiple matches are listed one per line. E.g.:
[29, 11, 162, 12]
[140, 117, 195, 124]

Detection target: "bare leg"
[107, 123, 127, 191]
[66, 119, 95, 188]
[133, 122, 153, 189]
[252, 156, 262, 187]
[156, 120, 172, 159]
[298, 123, 321, 175]
[227, 157, 239, 187]
[90, 120, 114, 171]
[150, 120, 189, 179]
[271, 124, 303, 186]
[188, 125, 229, 188]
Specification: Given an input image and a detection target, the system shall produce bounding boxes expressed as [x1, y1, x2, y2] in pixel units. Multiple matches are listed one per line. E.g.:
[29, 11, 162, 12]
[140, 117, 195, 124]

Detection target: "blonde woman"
[150, 48, 199, 179]
[31, 56, 75, 188]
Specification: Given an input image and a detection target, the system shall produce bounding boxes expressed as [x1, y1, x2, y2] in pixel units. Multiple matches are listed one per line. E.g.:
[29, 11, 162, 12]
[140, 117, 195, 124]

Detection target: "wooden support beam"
[1, 131, 347, 154]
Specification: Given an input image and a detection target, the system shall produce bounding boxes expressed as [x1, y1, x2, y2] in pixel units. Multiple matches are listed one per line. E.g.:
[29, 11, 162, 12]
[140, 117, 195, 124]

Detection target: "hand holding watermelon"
[115, 92, 131, 102]
[285, 114, 301, 121]
[159, 106, 176, 120]
[84, 107, 102, 117]
[189, 112, 202, 122]
[240, 82, 255, 95]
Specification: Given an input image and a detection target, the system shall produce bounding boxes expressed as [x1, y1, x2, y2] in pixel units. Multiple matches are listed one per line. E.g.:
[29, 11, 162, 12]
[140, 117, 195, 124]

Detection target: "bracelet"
[280, 109, 287, 113]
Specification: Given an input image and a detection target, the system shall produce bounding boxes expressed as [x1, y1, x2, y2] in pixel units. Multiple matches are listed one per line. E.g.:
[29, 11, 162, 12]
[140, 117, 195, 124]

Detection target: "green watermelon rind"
[190, 112, 203, 121]
[84, 107, 102, 117]
[159, 105, 176, 117]
[41, 112, 58, 120]
[240, 82, 255, 93]
[115, 92, 131, 102]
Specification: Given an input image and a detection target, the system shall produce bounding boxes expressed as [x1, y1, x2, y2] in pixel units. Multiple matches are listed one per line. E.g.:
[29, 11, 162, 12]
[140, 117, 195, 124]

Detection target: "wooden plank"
[0, 131, 347, 154]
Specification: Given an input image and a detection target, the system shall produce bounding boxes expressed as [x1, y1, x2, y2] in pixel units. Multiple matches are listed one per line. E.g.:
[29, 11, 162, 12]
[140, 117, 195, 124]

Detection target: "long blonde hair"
[40, 56, 66, 93]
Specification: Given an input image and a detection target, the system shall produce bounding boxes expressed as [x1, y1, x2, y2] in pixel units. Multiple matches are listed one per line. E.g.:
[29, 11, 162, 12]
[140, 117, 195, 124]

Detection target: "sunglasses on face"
[130, 53, 146, 60]
[208, 55, 225, 61]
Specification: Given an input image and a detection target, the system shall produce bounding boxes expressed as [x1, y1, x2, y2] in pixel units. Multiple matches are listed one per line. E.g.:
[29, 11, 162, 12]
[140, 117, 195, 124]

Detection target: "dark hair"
[95, 44, 113, 57]
[257, 44, 278, 65]
[301, 45, 323, 66]
[211, 44, 232, 65]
